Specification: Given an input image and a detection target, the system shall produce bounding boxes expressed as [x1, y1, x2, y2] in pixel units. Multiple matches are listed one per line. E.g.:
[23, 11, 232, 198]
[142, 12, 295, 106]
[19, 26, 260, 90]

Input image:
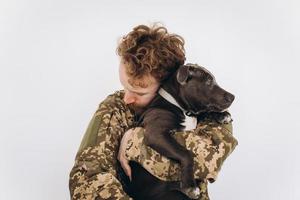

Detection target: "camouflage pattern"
[69, 90, 238, 200]
[126, 118, 236, 182]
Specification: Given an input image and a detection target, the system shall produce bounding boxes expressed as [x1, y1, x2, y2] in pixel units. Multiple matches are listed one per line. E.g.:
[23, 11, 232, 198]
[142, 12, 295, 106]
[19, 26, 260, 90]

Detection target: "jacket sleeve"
[125, 115, 238, 183]
[69, 99, 132, 200]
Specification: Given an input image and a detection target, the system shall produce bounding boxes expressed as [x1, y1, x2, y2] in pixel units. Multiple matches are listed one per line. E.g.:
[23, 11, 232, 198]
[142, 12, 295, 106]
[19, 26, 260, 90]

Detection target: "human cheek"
[141, 95, 155, 105]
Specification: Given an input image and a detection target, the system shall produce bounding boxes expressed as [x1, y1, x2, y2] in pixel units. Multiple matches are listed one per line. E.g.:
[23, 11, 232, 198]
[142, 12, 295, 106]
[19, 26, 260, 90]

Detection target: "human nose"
[124, 91, 136, 105]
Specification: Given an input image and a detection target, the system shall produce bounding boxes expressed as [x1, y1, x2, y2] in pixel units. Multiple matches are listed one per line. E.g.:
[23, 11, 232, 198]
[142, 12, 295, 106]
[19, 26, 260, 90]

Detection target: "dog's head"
[175, 63, 235, 114]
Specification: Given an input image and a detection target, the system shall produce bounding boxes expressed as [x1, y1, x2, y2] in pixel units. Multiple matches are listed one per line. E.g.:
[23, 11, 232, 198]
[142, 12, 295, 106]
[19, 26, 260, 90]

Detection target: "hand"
[118, 128, 138, 181]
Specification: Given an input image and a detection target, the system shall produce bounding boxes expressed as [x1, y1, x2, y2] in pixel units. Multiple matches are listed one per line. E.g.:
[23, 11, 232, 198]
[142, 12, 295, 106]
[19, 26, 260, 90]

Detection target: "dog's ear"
[176, 65, 191, 85]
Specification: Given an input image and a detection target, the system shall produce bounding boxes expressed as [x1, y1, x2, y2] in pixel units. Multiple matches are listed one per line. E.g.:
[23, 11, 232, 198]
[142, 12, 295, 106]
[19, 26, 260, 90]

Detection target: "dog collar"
[158, 88, 197, 131]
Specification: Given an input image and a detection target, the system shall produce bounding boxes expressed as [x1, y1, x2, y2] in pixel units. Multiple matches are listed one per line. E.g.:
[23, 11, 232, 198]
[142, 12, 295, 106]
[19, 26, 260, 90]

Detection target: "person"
[69, 23, 238, 200]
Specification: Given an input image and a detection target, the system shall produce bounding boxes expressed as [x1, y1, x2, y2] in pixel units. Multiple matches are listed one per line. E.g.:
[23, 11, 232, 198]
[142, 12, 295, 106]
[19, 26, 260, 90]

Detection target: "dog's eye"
[190, 66, 196, 70]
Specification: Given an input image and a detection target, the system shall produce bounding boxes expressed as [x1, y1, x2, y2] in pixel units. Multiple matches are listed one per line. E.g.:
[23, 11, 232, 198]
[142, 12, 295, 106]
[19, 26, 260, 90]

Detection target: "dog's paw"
[209, 111, 233, 124]
[218, 112, 233, 124]
[181, 186, 201, 199]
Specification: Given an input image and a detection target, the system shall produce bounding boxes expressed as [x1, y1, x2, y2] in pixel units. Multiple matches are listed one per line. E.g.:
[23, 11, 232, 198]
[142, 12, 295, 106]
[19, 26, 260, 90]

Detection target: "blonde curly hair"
[116, 23, 186, 86]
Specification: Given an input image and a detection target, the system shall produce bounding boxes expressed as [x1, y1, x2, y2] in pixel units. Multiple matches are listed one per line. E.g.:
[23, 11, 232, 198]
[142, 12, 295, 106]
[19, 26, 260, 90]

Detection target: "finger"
[122, 160, 132, 181]
[127, 164, 132, 181]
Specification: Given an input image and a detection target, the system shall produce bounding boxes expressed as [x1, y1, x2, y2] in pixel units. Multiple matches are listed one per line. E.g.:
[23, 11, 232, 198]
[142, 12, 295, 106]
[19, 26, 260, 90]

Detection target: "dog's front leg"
[143, 110, 196, 189]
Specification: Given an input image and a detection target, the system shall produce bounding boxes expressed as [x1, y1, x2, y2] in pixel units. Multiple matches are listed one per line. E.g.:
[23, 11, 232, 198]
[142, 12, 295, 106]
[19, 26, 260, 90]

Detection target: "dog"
[120, 63, 235, 200]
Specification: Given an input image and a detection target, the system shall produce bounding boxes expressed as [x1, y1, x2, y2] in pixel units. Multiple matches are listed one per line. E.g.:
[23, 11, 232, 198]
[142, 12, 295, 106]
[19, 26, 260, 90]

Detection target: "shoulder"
[95, 90, 126, 116]
[196, 111, 234, 136]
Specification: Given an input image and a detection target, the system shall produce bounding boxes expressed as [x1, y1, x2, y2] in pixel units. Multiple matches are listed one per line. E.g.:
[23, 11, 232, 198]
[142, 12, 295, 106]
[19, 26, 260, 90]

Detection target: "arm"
[69, 95, 133, 200]
[124, 114, 238, 183]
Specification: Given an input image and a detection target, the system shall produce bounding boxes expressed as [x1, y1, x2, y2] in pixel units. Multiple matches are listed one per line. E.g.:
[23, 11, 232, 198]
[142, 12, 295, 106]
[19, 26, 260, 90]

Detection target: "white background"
[1, 0, 299, 199]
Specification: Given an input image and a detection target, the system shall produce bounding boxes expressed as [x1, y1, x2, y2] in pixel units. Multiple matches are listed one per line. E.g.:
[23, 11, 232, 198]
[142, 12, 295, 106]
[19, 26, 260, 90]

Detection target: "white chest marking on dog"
[158, 88, 197, 131]
[182, 114, 198, 131]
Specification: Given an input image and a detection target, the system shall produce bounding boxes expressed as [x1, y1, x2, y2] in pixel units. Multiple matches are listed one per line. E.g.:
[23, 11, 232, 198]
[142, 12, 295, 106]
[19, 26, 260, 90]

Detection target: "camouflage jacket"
[69, 90, 238, 200]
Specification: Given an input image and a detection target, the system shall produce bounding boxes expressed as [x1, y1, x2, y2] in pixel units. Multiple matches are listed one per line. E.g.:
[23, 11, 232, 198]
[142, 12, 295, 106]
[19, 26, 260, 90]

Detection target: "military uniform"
[69, 90, 238, 200]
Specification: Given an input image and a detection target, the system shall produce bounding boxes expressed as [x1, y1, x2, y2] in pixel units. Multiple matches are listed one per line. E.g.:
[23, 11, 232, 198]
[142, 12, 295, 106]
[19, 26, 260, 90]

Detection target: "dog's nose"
[224, 93, 235, 103]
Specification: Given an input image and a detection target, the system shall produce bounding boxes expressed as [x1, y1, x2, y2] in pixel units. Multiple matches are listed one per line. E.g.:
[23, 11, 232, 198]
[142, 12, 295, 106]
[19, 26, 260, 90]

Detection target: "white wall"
[1, 0, 299, 199]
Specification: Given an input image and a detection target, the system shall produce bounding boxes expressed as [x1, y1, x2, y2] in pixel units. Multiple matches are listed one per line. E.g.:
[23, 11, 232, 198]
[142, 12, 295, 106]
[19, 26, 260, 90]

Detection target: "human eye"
[136, 93, 147, 96]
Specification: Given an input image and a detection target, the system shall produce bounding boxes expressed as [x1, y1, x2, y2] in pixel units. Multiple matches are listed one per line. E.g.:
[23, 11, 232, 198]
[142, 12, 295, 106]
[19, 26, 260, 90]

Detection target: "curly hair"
[116, 23, 186, 85]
